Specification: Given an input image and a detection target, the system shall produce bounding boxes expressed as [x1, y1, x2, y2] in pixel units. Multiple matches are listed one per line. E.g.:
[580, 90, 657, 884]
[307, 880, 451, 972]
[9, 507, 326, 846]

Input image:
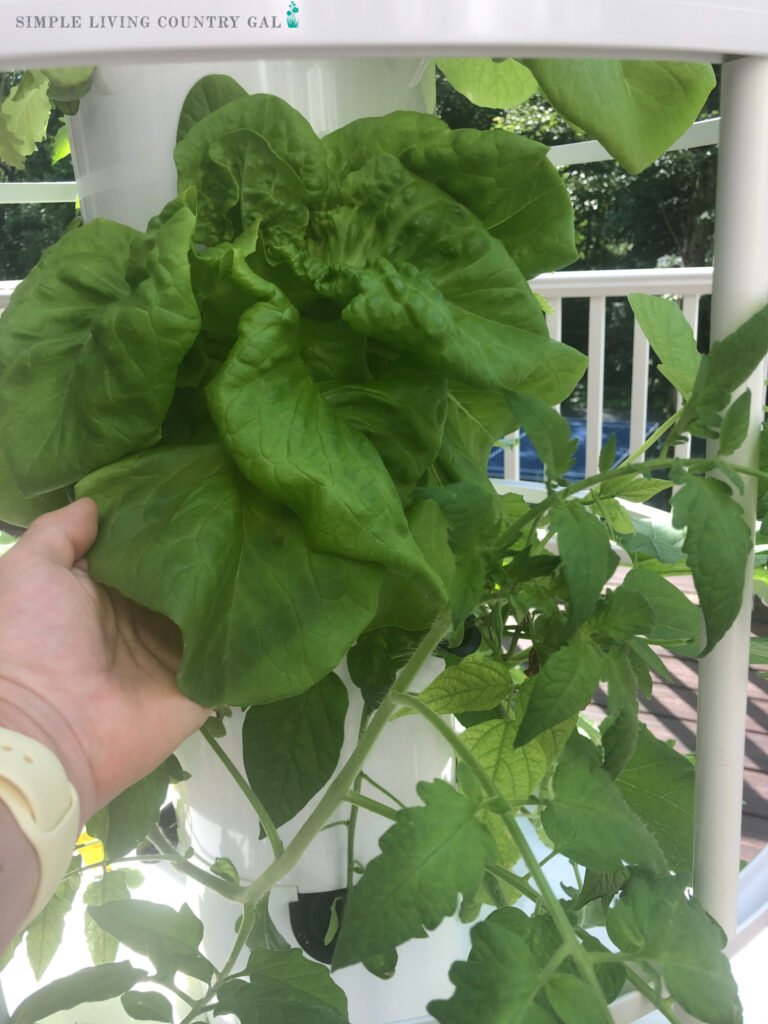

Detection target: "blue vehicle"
[487, 417, 657, 482]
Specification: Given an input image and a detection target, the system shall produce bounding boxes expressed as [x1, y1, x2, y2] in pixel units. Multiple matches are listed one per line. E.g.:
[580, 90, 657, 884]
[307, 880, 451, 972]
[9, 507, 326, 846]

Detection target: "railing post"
[694, 55, 768, 940]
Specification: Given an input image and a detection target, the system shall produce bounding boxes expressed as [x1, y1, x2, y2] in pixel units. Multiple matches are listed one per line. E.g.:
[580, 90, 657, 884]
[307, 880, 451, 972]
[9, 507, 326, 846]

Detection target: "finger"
[20, 498, 100, 568]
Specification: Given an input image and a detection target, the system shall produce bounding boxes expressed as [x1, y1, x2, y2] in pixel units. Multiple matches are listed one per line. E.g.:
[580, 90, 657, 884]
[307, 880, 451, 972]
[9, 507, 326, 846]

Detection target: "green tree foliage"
[0, 74, 77, 281]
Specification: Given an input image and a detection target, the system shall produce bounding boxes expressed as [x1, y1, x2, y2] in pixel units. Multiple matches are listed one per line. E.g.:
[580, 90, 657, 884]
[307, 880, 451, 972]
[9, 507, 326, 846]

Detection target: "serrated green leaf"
[10, 962, 147, 1024]
[515, 642, 602, 746]
[245, 898, 291, 953]
[428, 915, 556, 1024]
[596, 475, 673, 503]
[620, 566, 701, 651]
[25, 857, 80, 980]
[417, 655, 514, 715]
[615, 725, 695, 874]
[606, 875, 741, 1024]
[619, 514, 688, 564]
[506, 392, 577, 481]
[463, 720, 548, 805]
[599, 433, 617, 473]
[436, 57, 538, 109]
[0, 112, 27, 169]
[676, 302, 768, 442]
[599, 646, 641, 778]
[87, 901, 212, 982]
[718, 389, 752, 456]
[216, 948, 349, 1023]
[629, 294, 701, 399]
[523, 60, 715, 173]
[83, 869, 134, 965]
[242, 672, 348, 827]
[551, 503, 618, 632]
[671, 474, 752, 654]
[121, 990, 173, 1022]
[596, 496, 634, 535]
[541, 735, 667, 874]
[333, 780, 495, 969]
[346, 627, 415, 709]
[50, 123, 70, 164]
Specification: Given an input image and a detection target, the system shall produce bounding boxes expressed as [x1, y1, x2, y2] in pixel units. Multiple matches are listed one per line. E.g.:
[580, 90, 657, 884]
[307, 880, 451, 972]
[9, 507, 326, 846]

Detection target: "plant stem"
[240, 610, 451, 908]
[345, 790, 399, 822]
[346, 707, 369, 894]
[176, 906, 255, 1024]
[621, 964, 686, 1024]
[201, 723, 284, 859]
[397, 692, 614, 1023]
[147, 825, 245, 902]
[617, 409, 681, 466]
[360, 771, 406, 808]
[484, 862, 543, 904]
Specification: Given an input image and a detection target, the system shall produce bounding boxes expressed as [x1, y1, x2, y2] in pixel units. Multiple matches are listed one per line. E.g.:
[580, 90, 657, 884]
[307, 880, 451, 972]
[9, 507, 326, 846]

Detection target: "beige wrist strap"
[0, 727, 81, 929]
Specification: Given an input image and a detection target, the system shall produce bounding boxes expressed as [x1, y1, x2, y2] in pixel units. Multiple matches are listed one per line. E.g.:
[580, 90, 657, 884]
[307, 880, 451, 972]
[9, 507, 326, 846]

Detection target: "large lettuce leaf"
[0, 195, 199, 495]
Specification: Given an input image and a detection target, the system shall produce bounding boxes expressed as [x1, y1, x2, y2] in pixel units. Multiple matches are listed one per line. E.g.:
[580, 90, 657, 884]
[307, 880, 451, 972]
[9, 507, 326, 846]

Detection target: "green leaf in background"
[418, 480, 501, 625]
[87, 759, 172, 860]
[515, 641, 601, 745]
[0, 198, 200, 495]
[9, 962, 147, 1024]
[346, 627, 415, 709]
[333, 780, 495, 969]
[26, 856, 81, 980]
[77, 443, 383, 706]
[619, 513, 688, 564]
[417, 655, 514, 715]
[2, 70, 50, 157]
[545, 973, 610, 1024]
[0, 111, 26, 169]
[216, 948, 349, 1024]
[599, 433, 617, 474]
[428, 914, 556, 1024]
[120, 990, 174, 1023]
[87, 901, 212, 982]
[176, 73, 248, 143]
[242, 672, 348, 827]
[211, 857, 240, 886]
[541, 735, 667, 874]
[671, 473, 752, 654]
[436, 57, 537, 109]
[606, 875, 741, 1024]
[615, 725, 695, 874]
[50, 122, 70, 163]
[620, 566, 700, 651]
[83, 869, 134, 965]
[629, 294, 701, 400]
[0, 447, 68, 529]
[522, 59, 715, 173]
[676, 302, 768, 441]
[551, 503, 618, 633]
[718, 388, 752, 456]
[599, 645, 641, 778]
[506, 392, 577, 481]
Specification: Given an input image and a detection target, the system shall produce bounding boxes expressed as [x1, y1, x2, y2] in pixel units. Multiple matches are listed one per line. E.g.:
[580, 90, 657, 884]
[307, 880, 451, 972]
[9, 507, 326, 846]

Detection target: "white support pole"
[693, 56, 768, 940]
[628, 317, 649, 459]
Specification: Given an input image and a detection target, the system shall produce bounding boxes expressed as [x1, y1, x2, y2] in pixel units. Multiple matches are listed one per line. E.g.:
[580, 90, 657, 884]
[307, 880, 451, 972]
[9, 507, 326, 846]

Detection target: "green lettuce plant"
[0, 64, 762, 1024]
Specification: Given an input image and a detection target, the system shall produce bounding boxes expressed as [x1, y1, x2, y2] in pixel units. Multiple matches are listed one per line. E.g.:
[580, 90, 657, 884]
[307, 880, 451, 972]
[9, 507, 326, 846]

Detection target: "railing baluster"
[675, 294, 701, 459]
[629, 314, 650, 460]
[585, 296, 606, 477]
[503, 434, 520, 480]
[545, 296, 563, 341]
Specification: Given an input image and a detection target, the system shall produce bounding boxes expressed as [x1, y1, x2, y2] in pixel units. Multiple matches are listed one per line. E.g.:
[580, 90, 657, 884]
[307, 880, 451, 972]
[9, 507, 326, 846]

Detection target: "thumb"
[20, 498, 100, 567]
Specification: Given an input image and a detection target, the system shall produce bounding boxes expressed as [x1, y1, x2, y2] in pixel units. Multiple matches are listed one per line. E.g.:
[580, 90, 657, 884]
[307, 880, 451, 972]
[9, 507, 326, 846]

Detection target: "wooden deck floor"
[587, 574, 768, 863]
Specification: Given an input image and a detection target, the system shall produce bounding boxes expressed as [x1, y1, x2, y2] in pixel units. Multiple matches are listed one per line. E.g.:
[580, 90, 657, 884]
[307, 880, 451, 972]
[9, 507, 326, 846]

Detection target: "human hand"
[0, 498, 209, 822]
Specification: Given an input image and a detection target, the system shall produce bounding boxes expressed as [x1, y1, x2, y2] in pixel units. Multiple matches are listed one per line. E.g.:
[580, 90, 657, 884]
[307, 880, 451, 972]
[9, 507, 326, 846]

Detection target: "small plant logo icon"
[287, 2, 299, 27]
